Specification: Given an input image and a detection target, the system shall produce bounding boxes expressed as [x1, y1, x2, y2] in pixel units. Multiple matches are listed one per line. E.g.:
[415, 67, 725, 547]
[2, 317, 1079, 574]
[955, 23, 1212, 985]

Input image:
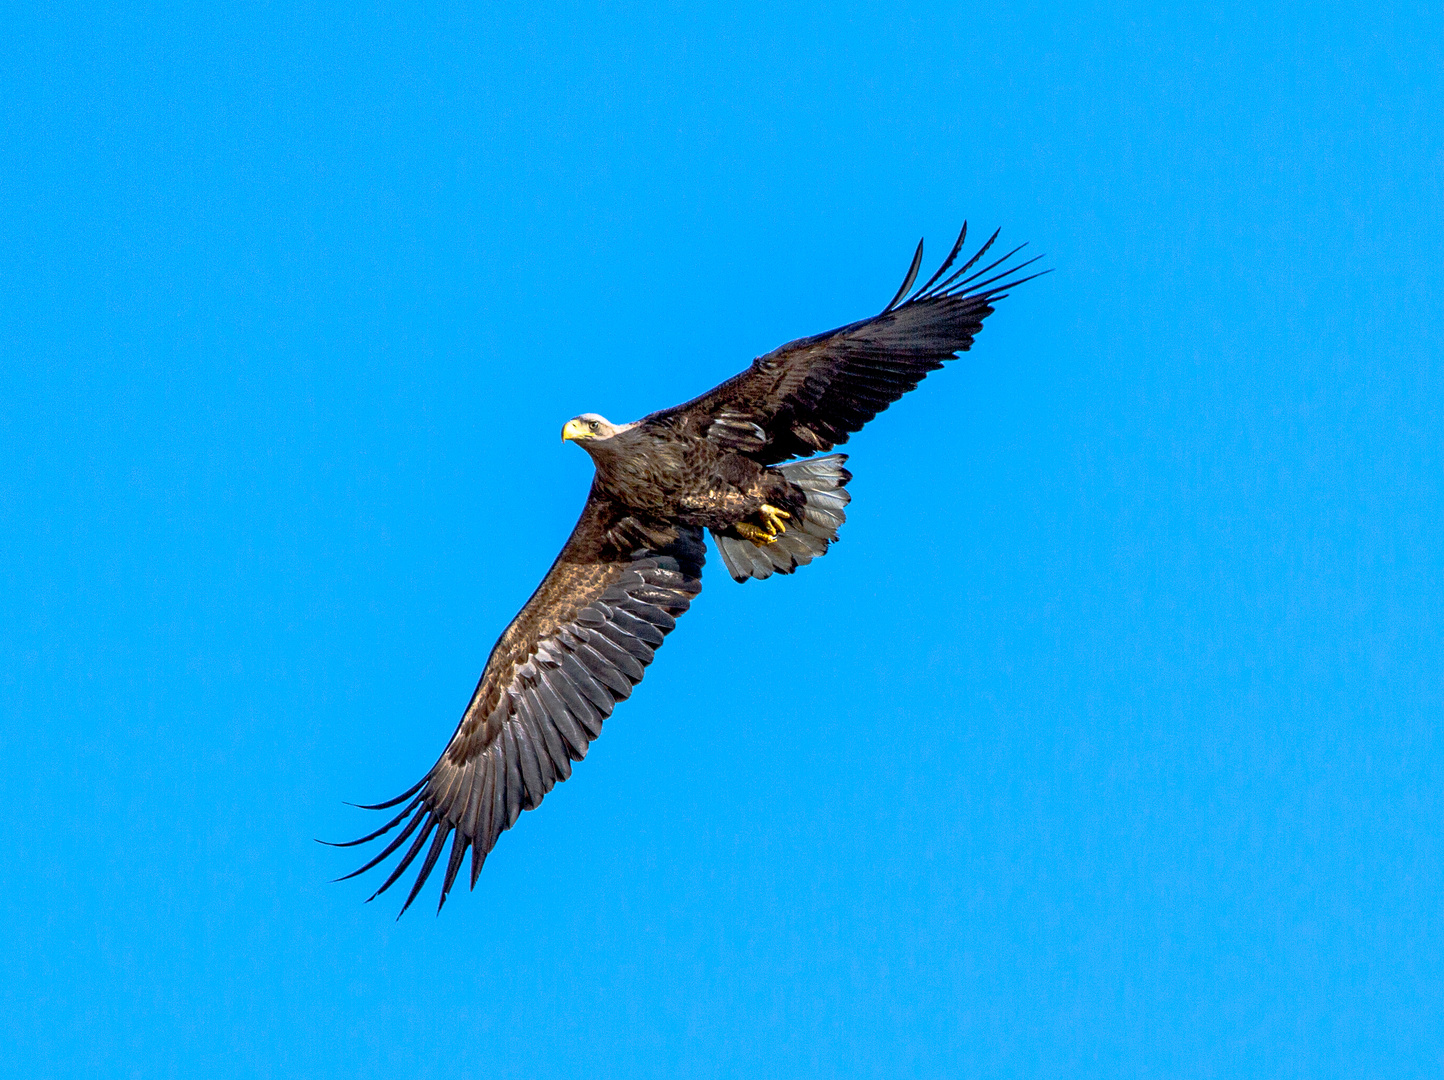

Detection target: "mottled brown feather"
[340, 494, 704, 915]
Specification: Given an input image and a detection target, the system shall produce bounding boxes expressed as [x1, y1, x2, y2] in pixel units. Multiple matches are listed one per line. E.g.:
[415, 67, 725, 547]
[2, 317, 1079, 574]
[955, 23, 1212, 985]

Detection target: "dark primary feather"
[648, 224, 1047, 464]
[882, 237, 926, 314]
[330, 496, 704, 916]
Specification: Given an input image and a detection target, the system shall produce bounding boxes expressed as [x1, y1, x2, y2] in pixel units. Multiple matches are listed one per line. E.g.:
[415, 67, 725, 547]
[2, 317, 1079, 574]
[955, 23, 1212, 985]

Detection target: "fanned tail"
[713, 455, 851, 582]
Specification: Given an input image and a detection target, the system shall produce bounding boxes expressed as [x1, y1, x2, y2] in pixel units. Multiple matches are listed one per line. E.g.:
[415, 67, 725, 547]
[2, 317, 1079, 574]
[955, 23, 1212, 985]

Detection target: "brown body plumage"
[329, 224, 1045, 915]
[584, 425, 800, 539]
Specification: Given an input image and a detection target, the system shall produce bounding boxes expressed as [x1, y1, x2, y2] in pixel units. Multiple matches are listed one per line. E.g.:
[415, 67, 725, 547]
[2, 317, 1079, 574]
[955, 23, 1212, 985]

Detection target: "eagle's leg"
[736, 504, 791, 545]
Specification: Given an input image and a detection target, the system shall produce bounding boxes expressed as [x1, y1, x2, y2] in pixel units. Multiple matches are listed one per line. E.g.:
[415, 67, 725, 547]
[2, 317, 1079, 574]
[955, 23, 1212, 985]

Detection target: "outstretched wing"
[649, 225, 1046, 464]
[329, 495, 705, 916]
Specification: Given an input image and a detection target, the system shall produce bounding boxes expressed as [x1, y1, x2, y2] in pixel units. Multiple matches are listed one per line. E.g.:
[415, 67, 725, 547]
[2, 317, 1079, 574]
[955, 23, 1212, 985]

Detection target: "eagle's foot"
[760, 504, 791, 535]
[737, 505, 791, 545]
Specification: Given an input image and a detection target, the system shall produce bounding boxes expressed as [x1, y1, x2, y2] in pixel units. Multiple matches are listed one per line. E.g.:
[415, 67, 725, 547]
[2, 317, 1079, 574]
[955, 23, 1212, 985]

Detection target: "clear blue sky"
[3, 3, 1441, 1077]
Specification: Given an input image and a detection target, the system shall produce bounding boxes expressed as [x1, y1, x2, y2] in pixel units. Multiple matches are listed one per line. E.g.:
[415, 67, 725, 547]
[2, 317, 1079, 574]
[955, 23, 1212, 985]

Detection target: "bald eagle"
[330, 225, 1044, 915]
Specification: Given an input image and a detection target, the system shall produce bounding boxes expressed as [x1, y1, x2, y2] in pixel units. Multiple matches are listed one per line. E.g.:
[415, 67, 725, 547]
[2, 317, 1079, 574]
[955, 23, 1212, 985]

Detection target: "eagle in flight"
[330, 224, 1044, 915]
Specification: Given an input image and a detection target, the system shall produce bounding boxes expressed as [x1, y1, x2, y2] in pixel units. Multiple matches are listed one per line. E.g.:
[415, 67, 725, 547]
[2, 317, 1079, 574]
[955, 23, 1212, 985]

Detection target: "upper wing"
[649, 225, 1046, 464]
[330, 494, 705, 916]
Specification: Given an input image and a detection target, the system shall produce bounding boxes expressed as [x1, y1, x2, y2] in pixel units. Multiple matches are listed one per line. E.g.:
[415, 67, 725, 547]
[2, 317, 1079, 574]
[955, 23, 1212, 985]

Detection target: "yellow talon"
[760, 504, 791, 535]
[736, 522, 774, 544]
[737, 504, 791, 545]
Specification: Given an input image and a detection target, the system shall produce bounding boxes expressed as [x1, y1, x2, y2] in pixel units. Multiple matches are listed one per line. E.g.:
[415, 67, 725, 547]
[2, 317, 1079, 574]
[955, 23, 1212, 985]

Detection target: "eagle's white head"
[561, 413, 630, 442]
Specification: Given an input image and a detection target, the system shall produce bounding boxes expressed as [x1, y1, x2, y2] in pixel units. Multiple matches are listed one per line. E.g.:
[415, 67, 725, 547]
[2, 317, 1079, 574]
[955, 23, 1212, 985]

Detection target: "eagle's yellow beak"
[561, 418, 589, 442]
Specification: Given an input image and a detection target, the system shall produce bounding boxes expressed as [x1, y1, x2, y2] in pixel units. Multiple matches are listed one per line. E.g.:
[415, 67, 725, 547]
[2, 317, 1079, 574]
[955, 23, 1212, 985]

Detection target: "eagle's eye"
[589, 420, 601, 433]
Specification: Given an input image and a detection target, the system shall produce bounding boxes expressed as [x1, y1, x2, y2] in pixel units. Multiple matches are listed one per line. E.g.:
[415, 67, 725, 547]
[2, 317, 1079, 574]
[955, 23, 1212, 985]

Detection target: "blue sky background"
[3, 3, 1441, 1077]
